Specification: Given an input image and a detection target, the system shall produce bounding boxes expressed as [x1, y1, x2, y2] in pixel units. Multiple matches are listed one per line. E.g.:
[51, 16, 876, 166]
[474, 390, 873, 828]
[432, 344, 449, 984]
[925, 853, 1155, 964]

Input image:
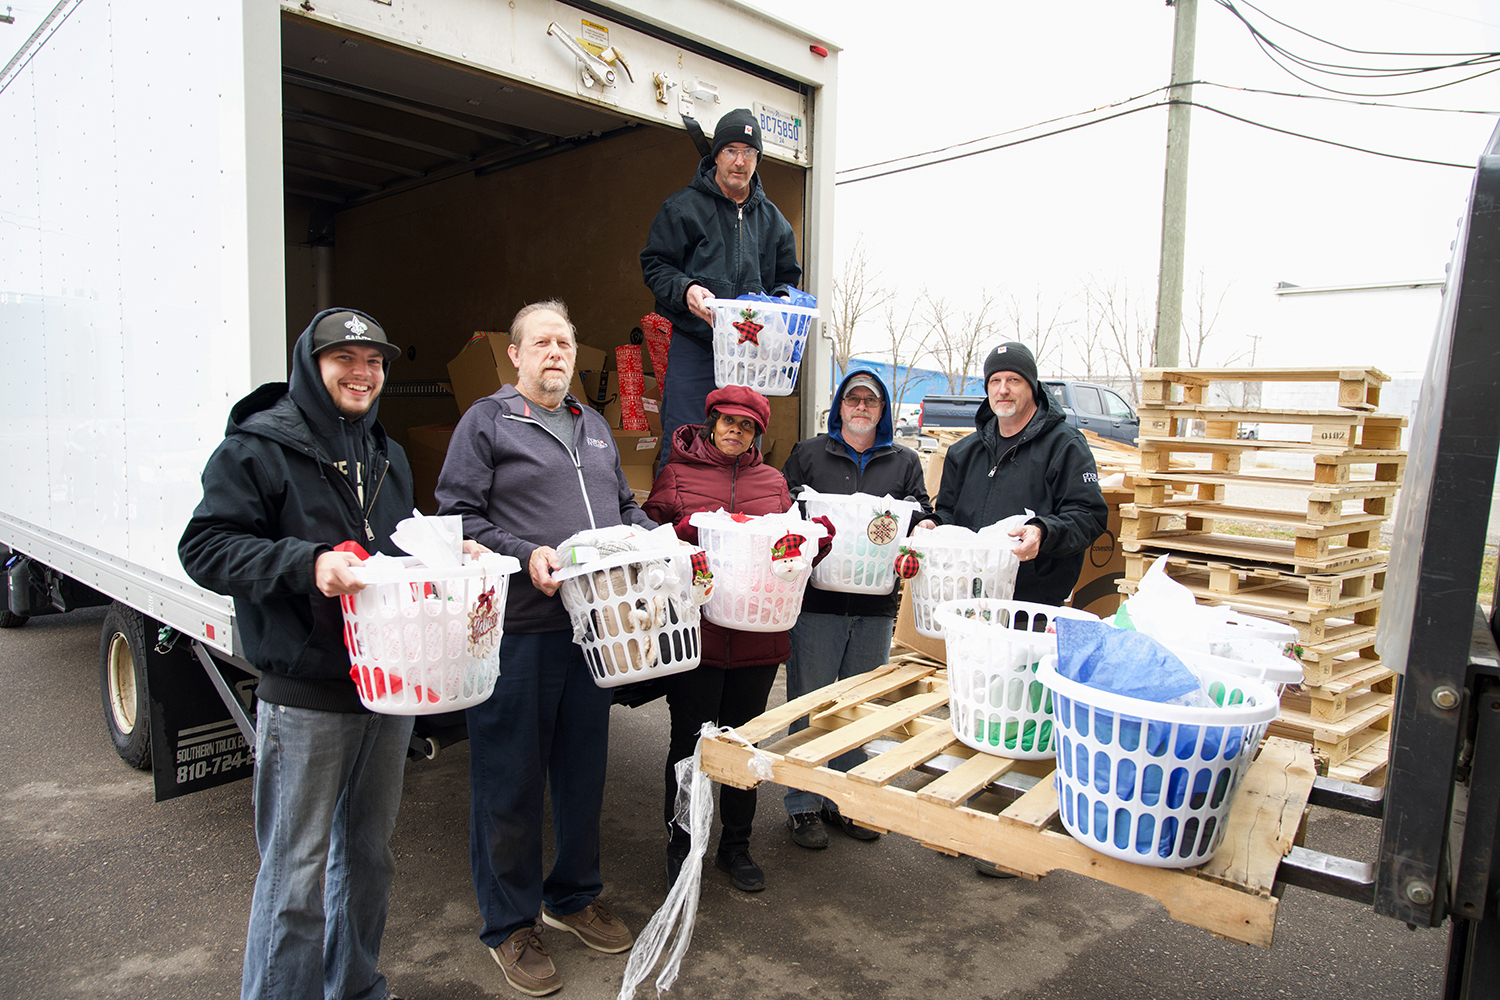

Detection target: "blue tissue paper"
[1055, 618, 1200, 703]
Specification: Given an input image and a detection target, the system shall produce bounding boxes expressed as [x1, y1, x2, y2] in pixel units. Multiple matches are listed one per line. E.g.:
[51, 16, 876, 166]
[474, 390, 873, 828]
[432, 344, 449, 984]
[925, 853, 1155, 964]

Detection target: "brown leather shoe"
[489, 925, 561, 997]
[542, 898, 633, 954]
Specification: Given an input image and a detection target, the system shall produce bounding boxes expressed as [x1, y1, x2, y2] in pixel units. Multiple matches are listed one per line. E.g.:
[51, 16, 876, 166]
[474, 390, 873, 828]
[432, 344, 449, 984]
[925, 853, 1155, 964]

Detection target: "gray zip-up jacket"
[436, 383, 655, 632]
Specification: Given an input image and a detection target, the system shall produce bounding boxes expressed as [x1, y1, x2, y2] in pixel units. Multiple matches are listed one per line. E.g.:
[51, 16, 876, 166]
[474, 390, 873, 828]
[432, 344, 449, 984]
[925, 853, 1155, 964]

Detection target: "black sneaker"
[787, 811, 829, 849]
[821, 806, 880, 842]
[666, 847, 686, 886]
[714, 848, 766, 892]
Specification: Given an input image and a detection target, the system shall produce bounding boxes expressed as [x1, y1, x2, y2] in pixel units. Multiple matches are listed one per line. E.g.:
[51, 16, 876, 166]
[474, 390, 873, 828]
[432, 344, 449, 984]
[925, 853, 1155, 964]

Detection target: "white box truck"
[0, 0, 837, 799]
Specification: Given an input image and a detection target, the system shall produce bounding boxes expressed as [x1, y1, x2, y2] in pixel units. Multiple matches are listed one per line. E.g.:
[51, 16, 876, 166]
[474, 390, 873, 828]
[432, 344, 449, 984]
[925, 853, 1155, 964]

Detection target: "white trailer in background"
[0, 0, 838, 798]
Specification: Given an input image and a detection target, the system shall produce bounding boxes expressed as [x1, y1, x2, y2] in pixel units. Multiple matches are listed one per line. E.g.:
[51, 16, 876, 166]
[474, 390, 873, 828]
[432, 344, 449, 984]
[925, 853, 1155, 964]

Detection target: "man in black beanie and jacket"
[924, 341, 1107, 607]
[180, 308, 421, 1000]
[640, 107, 802, 473]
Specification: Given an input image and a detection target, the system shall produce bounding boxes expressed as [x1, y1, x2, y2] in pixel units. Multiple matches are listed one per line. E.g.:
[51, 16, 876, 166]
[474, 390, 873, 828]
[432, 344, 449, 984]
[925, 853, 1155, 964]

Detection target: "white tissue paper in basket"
[390, 511, 463, 569]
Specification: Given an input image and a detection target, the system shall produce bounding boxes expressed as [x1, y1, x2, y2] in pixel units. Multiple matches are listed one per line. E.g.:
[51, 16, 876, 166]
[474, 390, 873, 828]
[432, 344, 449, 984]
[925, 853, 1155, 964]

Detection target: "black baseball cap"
[310, 309, 401, 361]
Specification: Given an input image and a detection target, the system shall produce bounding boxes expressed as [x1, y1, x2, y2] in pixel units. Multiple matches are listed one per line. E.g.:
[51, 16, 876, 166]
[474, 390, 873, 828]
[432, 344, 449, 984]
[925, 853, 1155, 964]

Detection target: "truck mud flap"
[144, 639, 258, 802]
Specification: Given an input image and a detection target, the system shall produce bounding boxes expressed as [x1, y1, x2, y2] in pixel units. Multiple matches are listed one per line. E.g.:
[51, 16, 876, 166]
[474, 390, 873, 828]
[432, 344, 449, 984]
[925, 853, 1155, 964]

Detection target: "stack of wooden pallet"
[1118, 366, 1407, 786]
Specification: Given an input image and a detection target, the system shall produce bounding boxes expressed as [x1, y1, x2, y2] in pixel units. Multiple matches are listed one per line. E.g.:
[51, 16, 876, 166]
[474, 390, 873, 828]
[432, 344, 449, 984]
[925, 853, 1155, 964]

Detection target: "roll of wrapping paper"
[616, 344, 649, 431]
[640, 313, 672, 395]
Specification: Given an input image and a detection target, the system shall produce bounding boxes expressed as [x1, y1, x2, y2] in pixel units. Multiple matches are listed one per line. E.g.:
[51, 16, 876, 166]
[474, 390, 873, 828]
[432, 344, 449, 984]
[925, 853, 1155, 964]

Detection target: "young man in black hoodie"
[180, 308, 416, 1000]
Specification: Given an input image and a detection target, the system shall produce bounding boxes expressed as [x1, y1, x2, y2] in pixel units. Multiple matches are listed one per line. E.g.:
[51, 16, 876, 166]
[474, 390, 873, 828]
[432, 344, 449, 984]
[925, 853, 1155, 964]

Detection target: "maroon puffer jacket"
[644, 424, 792, 669]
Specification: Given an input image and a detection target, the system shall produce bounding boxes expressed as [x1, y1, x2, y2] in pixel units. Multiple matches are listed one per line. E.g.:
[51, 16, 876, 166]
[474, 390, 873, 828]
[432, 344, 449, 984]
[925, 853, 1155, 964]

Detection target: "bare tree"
[1004, 287, 1073, 375]
[1083, 276, 1152, 404]
[875, 297, 934, 413]
[1182, 267, 1240, 368]
[827, 236, 893, 374]
[924, 288, 999, 394]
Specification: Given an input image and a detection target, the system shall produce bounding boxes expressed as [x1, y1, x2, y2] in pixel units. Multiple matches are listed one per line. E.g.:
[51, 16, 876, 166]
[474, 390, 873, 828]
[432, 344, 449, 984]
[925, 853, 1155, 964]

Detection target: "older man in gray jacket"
[437, 300, 655, 997]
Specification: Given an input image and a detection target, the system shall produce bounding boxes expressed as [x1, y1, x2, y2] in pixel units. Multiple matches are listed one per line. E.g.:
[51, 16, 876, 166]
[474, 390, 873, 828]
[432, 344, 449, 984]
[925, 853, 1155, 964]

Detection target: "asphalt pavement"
[0, 607, 1450, 1000]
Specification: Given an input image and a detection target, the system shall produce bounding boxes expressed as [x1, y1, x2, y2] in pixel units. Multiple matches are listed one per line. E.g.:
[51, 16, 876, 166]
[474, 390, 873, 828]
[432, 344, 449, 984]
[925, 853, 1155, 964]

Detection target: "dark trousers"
[656, 333, 718, 477]
[663, 662, 779, 855]
[467, 630, 613, 946]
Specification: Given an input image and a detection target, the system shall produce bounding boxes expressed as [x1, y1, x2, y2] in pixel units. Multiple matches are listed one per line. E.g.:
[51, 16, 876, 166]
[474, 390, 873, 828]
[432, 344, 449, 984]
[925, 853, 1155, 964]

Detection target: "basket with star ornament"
[706, 296, 820, 396]
[687, 509, 829, 631]
[798, 488, 924, 595]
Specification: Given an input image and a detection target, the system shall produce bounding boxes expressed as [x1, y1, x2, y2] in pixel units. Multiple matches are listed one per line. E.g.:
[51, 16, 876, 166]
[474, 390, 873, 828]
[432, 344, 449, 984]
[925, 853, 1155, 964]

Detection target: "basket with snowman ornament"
[688, 509, 828, 631]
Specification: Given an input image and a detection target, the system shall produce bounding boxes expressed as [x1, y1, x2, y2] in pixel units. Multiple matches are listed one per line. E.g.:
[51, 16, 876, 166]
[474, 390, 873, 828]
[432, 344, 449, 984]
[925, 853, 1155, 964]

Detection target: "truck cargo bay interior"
[278, 11, 809, 450]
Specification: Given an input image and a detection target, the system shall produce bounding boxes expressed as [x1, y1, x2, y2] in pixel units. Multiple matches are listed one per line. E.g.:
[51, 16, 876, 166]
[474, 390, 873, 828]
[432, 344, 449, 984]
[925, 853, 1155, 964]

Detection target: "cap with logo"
[710, 108, 764, 159]
[311, 310, 402, 362]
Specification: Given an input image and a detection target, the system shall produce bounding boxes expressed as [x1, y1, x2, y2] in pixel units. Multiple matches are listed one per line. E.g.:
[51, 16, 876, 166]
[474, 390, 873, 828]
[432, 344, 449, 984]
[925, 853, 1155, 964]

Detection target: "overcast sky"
[745, 0, 1500, 375]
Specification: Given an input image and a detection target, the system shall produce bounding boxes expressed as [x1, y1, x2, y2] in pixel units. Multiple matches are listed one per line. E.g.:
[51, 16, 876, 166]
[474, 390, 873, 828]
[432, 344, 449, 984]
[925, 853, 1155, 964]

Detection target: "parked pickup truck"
[919, 381, 1140, 446]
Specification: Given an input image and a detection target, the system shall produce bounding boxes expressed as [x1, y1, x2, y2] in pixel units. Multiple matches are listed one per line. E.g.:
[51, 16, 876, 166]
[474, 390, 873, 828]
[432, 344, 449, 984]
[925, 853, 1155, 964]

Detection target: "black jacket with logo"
[178, 309, 414, 713]
[933, 389, 1107, 606]
[640, 156, 802, 345]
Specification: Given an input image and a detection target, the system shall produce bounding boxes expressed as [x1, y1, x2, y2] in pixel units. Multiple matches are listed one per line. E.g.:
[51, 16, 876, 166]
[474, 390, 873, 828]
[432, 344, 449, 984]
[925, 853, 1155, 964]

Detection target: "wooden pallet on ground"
[1131, 471, 1398, 524]
[1267, 693, 1393, 766]
[1137, 366, 1390, 411]
[1327, 733, 1390, 787]
[1285, 666, 1398, 723]
[1122, 552, 1387, 613]
[1119, 526, 1386, 576]
[698, 659, 1317, 948]
[1136, 405, 1407, 452]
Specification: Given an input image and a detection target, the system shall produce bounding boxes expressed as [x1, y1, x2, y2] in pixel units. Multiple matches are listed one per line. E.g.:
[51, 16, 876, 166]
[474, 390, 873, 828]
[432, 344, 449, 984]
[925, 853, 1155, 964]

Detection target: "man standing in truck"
[926, 341, 1107, 609]
[640, 108, 802, 472]
[436, 301, 651, 997]
[179, 308, 417, 1000]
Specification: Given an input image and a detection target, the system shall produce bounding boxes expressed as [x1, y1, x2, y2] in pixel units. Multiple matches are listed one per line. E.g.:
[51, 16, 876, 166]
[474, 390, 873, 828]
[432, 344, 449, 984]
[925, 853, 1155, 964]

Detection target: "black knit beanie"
[710, 108, 763, 159]
[983, 342, 1039, 398]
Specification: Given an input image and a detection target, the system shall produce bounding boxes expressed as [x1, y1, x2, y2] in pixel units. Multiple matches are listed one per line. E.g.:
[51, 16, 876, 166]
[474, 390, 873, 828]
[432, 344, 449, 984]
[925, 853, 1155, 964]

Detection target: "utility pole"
[1154, 0, 1197, 368]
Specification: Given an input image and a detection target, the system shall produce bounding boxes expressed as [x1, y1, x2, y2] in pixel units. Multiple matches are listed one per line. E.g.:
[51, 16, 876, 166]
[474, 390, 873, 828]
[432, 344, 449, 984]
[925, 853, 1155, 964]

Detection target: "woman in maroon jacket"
[644, 385, 805, 894]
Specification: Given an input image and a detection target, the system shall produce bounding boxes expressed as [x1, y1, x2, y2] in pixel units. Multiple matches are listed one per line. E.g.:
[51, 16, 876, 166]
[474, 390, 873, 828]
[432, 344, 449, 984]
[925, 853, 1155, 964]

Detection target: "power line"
[1193, 79, 1499, 115]
[834, 87, 1168, 176]
[1234, 0, 1500, 58]
[833, 98, 1470, 187]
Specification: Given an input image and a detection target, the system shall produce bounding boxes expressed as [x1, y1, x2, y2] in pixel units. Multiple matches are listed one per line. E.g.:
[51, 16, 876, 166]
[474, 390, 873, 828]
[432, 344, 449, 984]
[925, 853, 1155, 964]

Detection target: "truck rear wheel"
[99, 603, 151, 770]
[0, 609, 27, 628]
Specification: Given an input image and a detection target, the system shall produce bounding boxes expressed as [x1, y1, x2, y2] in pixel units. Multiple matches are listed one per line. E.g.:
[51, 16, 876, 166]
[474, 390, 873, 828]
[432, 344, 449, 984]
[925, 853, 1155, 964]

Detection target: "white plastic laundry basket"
[1038, 655, 1279, 868]
[802, 490, 923, 595]
[908, 531, 1019, 638]
[938, 600, 1100, 759]
[1206, 611, 1301, 660]
[1169, 645, 1303, 696]
[689, 511, 827, 632]
[341, 553, 520, 715]
[555, 548, 703, 688]
[707, 298, 818, 396]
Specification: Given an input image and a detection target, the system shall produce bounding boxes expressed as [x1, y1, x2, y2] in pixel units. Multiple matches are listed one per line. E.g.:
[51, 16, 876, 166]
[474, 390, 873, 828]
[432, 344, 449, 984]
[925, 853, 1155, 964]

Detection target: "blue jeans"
[657, 333, 719, 477]
[241, 702, 413, 1000]
[467, 630, 613, 946]
[782, 612, 896, 817]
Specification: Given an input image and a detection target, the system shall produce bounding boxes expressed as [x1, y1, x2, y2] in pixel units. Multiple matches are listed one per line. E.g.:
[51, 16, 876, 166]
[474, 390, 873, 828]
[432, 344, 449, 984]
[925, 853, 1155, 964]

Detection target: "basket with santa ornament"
[688, 509, 829, 631]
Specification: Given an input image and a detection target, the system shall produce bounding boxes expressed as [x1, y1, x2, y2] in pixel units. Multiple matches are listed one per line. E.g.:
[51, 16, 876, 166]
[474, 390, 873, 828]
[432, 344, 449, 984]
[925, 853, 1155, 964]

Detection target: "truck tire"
[0, 609, 27, 628]
[99, 603, 152, 770]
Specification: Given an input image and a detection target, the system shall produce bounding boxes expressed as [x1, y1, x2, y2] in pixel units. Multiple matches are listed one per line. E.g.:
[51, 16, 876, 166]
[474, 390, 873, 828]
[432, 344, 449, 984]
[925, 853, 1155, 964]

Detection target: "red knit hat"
[704, 385, 770, 435]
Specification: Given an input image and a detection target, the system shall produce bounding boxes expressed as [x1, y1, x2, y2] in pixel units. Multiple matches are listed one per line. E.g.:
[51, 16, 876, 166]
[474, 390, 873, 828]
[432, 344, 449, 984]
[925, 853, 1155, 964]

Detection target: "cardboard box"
[893, 581, 947, 662]
[613, 430, 662, 494]
[404, 424, 456, 515]
[446, 332, 605, 415]
[1067, 486, 1131, 619]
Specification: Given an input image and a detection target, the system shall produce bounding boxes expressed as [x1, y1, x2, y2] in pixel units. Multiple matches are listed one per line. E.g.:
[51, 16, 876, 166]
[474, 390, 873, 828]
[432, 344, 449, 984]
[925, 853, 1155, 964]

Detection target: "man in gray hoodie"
[436, 300, 654, 997]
